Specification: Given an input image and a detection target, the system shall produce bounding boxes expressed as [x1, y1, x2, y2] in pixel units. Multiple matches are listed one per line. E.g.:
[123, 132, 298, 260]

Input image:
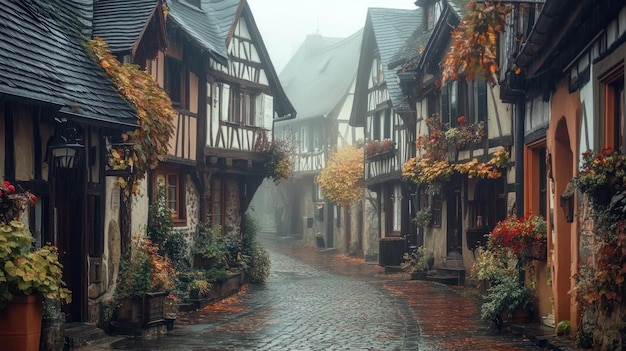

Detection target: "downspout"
[515, 97, 525, 218]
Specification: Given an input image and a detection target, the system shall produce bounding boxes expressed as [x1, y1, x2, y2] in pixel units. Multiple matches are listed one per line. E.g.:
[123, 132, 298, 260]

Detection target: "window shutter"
[221, 84, 230, 121]
[262, 94, 273, 130]
[441, 84, 449, 124]
[477, 79, 488, 122]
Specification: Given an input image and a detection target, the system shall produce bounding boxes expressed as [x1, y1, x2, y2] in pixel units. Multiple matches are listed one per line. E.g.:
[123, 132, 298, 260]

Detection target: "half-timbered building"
[147, 0, 295, 241]
[502, 0, 626, 341]
[274, 30, 364, 256]
[0, 0, 167, 323]
[350, 8, 423, 265]
[396, 0, 515, 280]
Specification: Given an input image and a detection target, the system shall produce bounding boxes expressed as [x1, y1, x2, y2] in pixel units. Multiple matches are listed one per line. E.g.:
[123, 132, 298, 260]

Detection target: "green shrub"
[245, 244, 270, 284]
[192, 220, 227, 268]
[147, 185, 173, 248]
[480, 274, 535, 322]
[239, 215, 271, 284]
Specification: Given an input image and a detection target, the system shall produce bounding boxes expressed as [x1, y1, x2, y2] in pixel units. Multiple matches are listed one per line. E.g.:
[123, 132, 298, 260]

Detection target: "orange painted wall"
[546, 80, 580, 332]
[523, 141, 553, 322]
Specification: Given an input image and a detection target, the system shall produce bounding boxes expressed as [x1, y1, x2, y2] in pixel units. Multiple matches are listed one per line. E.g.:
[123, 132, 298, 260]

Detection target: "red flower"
[7, 185, 15, 193]
[457, 116, 466, 125]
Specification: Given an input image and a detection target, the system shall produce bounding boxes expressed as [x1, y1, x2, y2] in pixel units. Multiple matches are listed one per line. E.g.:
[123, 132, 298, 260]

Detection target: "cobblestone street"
[107, 233, 544, 350]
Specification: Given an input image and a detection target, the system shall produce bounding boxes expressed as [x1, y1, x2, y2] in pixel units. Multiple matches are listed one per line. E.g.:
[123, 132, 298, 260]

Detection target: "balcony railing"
[293, 150, 325, 174]
[209, 121, 270, 152]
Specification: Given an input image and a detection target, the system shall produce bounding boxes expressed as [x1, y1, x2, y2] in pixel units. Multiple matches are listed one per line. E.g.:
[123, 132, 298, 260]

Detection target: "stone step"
[64, 323, 120, 349]
[425, 275, 463, 286]
[433, 267, 466, 286]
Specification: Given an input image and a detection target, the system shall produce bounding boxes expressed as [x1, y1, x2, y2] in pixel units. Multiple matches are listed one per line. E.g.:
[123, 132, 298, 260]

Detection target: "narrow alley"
[87, 233, 545, 351]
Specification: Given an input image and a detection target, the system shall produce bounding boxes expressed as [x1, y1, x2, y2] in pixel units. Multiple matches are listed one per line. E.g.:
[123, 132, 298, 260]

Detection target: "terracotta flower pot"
[509, 308, 531, 324]
[0, 294, 43, 351]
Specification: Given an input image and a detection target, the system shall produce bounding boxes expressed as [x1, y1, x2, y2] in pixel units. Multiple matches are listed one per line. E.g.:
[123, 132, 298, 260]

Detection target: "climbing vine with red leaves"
[442, 1, 511, 85]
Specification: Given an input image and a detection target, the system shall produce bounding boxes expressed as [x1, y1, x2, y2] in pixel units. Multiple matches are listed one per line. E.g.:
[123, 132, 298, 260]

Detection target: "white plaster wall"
[363, 189, 379, 262]
[488, 84, 514, 140]
[103, 177, 122, 299]
[131, 178, 149, 235]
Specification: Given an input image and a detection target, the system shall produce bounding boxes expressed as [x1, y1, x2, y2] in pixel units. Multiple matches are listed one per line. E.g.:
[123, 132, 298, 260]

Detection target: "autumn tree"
[442, 1, 510, 85]
[316, 145, 364, 206]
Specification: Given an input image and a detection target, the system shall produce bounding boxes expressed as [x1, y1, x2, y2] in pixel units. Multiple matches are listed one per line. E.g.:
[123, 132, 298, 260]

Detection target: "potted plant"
[556, 320, 571, 336]
[487, 212, 547, 261]
[412, 209, 433, 228]
[402, 157, 454, 186]
[473, 247, 535, 329]
[480, 274, 536, 328]
[114, 233, 175, 328]
[0, 180, 71, 351]
[444, 116, 486, 150]
[163, 293, 179, 331]
[402, 246, 434, 279]
[573, 147, 626, 206]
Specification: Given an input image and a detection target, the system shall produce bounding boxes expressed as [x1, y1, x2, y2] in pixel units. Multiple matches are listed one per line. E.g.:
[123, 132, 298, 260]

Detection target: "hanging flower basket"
[105, 142, 134, 176]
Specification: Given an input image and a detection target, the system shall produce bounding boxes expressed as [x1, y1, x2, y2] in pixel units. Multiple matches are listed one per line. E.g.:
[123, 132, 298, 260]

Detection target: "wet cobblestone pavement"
[105, 233, 546, 350]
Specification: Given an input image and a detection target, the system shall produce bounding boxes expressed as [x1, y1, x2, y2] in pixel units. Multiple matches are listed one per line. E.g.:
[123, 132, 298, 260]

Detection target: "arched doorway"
[551, 118, 574, 326]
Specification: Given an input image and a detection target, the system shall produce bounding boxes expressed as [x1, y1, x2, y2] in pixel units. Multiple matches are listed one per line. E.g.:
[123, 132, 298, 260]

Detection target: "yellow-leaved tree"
[316, 145, 364, 206]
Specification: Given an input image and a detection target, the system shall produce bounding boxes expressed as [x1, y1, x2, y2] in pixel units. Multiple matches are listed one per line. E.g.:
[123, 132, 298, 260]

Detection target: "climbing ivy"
[85, 38, 175, 195]
[442, 1, 510, 85]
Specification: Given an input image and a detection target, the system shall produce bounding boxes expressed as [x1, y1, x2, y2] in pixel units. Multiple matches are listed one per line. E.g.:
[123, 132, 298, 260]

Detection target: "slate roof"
[350, 8, 422, 126]
[168, 0, 295, 118]
[93, 0, 161, 55]
[413, 0, 464, 74]
[389, 27, 434, 71]
[278, 30, 362, 121]
[167, 0, 239, 64]
[447, 0, 471, 18]
[0, 0, 138, 127]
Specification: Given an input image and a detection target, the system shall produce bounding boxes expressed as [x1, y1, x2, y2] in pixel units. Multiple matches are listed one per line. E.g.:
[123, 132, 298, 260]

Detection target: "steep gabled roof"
[279, 30, 362, 121]
[350, 7, 421, 126]
[167, 0, 295, 118]
[167, 0, 239, 64]
[0, 0, 137, 127]
[416, 1, 461, 74]
[93, 0, 165, 56]
[447, 0, 471, 18]
[389, 26, 434, 72]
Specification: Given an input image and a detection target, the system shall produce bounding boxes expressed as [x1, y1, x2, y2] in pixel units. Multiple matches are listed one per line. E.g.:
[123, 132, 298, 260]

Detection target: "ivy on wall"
[85, 38, 175, 195]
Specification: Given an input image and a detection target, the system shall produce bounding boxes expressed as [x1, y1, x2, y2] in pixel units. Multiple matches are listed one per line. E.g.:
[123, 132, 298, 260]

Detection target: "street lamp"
[48, 127, 84, 169]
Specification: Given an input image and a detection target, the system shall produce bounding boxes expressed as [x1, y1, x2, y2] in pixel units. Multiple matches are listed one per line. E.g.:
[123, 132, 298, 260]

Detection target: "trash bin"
[379, 237, 406, 266]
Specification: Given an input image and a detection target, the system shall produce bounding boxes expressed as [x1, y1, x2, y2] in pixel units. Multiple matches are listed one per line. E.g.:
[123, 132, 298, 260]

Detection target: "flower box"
[116, 291, 166, 327]
[523, 239, 547, 261]
[143, 292, 166, 326]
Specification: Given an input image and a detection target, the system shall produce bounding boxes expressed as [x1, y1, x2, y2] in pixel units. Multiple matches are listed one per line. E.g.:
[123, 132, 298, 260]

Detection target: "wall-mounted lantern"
[48, 127, 84, 169]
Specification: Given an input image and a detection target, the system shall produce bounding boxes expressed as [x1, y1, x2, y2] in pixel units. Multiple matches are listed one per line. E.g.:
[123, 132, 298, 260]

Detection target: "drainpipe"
[515, 97, 525, 218]
[515, 96, 525, 285]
